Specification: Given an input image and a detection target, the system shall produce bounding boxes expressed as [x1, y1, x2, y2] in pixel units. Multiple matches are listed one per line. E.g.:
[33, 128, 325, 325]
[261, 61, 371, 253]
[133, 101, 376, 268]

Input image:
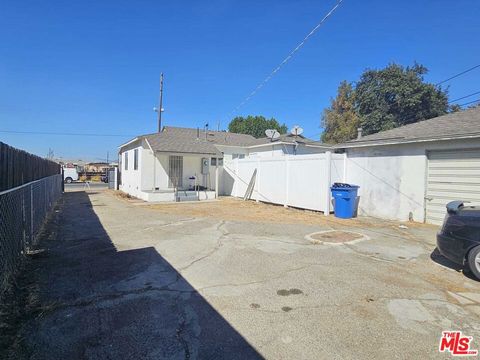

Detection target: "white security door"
[168, 155, 183, 188]
[426, 149, 480, 225]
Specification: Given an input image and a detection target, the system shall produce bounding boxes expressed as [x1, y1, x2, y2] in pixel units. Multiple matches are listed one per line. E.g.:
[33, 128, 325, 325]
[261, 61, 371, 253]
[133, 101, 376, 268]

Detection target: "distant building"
[85, 162, 110, 173]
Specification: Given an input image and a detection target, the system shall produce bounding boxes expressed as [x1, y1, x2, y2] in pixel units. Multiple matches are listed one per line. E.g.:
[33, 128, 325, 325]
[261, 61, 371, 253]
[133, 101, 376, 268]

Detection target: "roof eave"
[337, 133, 480, 149]
[304, 143, 333, 149]
[153, 149, 221, 156]
[246, 141, 294, 149]
[118, 136, 142, 151]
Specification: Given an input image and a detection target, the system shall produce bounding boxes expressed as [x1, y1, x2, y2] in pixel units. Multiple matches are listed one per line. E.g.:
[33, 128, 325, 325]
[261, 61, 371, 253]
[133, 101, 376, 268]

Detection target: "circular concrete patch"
[305, 230, 369, 246]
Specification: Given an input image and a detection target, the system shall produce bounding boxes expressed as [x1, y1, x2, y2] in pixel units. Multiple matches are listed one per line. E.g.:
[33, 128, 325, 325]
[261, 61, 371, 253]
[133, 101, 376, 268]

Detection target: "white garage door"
[426, 149, 480, 225]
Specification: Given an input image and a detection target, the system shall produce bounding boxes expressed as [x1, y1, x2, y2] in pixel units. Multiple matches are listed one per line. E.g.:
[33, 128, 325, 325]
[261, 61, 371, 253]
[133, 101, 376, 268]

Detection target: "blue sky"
[1, 0, 479, 161]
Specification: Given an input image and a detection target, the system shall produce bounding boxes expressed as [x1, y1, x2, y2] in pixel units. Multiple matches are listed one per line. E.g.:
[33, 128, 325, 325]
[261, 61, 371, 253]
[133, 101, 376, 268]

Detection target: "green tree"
[355, 63, 449, 135]
[228, 115, 287, 138]
[321, 81, 360, 144]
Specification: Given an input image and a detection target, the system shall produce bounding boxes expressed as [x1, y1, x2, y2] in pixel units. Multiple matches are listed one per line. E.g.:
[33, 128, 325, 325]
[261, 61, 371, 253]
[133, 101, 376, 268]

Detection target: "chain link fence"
[0, 174, 62, 295]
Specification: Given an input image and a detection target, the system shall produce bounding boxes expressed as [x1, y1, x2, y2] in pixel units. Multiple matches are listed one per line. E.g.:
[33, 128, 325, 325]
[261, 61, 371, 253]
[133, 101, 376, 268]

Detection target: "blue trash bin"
[331, 183, 359, 219]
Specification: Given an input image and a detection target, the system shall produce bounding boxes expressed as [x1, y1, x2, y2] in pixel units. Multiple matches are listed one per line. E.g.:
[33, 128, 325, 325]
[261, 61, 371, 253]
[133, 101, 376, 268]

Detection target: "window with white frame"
[124, 152, 128, 170]
[134, 149, 139, 170]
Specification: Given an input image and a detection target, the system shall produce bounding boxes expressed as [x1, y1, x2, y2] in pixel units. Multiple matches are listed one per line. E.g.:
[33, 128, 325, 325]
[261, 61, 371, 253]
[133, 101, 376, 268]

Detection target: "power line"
[449, 90, 480, 104]
[436, 64, 480, 86]
[458, 98, 480, 107]
[311, 67, 480, 140]
[228, 0, 344, 117]
[0, 130, 135, 137]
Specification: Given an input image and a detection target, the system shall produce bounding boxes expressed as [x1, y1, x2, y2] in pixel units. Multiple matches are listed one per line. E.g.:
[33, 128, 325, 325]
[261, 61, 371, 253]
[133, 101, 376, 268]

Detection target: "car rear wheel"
[467, 246, 480, 280]
[65, 177, 73, 184]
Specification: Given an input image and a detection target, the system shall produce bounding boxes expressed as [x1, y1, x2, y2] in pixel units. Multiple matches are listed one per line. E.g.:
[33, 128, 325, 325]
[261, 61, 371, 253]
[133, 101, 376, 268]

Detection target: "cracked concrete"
[13, 189, 480, 360]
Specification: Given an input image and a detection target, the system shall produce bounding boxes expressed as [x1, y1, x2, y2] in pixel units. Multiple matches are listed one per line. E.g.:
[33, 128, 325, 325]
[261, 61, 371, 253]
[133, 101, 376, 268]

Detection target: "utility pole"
[157, 73, 164, 132]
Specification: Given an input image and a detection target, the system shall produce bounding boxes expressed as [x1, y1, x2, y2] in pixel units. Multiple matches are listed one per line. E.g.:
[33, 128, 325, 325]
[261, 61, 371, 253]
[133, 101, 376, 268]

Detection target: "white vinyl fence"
[222, 152, 345, 213]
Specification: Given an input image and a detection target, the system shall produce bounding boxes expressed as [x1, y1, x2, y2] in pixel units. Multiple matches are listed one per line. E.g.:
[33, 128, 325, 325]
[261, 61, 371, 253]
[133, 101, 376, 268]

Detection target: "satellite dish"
[265, 129, 280, 141]
[290, 125, 304, 137]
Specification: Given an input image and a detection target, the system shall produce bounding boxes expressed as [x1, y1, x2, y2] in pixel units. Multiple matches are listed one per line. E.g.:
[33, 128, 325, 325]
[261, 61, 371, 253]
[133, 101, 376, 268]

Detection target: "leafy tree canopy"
[228, 115, 287, 138]
[321, 63, 452, 143]
[321, 81, 360, 144]
[356, 63, 449, 135]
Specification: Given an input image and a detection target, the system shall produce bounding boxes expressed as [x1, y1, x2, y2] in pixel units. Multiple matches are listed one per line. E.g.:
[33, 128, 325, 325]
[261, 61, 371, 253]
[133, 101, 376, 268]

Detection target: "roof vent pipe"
[357, 127, 363, 139]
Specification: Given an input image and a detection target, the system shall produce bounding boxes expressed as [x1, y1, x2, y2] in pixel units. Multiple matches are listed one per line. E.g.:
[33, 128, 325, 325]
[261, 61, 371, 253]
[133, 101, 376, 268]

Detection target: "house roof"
[246, 134, 331, 148]
[339, 107, 480, 148]
[121, 126, 258, 155]
[248, 133, 307, 146]
[120, 126, 331, 154]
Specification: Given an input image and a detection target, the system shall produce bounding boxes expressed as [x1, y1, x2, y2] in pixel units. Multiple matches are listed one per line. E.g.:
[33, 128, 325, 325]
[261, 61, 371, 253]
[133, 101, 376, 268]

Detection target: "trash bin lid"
[331, 182, 359, 189]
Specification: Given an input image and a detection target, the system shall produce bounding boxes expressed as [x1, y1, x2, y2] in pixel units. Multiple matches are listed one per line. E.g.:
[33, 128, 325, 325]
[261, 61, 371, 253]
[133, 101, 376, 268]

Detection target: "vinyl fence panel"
[287, 155, 326, 211]
[256, 157, 286, 204]
[223, 152, 346, 213]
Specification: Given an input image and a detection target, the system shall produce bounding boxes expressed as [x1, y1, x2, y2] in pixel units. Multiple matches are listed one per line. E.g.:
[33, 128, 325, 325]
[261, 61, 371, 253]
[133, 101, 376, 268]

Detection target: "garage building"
[339, 107, 480, 225]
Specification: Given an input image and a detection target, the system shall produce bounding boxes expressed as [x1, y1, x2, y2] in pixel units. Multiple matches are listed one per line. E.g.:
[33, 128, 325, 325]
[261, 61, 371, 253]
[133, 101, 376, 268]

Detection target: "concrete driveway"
[16, 189, 480, 359]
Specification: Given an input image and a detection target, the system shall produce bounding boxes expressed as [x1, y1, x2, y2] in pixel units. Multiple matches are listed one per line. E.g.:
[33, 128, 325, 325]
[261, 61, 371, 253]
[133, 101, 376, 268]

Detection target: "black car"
[437, 201, 480, 280]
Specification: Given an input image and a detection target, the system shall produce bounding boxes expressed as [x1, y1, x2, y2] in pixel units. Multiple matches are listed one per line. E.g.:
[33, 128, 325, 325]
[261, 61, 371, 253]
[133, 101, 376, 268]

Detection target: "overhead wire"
[435, 64, 480, 86]
[457, 98, 480, 107]
[449, 91, 480, 104]
[0, 130, 135, 137]
[227, 0, 344, 117]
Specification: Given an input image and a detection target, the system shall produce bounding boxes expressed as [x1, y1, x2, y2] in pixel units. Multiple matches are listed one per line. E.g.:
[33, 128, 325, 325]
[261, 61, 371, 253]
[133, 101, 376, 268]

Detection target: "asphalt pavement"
[13, 189, 480, 359]
[65, 182, 108, 191]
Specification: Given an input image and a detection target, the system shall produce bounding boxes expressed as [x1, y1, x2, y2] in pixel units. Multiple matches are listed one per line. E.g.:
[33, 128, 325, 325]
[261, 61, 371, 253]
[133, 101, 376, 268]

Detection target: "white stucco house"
[336, 106, 480, 225]
[118, 126, 329, 201]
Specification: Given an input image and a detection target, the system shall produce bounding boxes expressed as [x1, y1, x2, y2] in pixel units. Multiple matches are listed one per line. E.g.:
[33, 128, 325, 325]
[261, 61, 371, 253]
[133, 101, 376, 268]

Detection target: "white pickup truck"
[63, 167, 79, 183]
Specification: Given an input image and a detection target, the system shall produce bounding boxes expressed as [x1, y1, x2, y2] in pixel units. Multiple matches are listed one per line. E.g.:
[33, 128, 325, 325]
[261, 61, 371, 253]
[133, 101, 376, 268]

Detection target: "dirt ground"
[122, 192, 432, 229]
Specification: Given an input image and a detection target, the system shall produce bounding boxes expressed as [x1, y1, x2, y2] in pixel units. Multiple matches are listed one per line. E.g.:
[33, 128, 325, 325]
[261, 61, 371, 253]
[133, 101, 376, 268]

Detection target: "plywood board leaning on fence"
[243, 169, 257, 201]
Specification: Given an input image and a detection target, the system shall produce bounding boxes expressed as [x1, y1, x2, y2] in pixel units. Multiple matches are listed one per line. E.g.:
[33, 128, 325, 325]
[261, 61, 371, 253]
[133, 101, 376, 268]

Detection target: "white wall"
[248, 144, 286, 158]
[222, 153, 344, 213]
[215, 146, 248, 163]
[120, 141, 169, 194]
[216, 143, 327, 163]
[119, 143, 144, 198]
[125, 149, 221, 192]
[345, 138, 480, 223]
[140, 151, 169, 191]
[345, 145, 426, 222]
[141, 146, 155, 190]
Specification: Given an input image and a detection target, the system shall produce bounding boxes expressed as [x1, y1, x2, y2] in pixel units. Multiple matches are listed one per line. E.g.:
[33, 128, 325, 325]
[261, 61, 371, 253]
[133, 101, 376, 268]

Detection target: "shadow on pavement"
[20, 191, 263, 359]
[430, 248, 479, 282]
